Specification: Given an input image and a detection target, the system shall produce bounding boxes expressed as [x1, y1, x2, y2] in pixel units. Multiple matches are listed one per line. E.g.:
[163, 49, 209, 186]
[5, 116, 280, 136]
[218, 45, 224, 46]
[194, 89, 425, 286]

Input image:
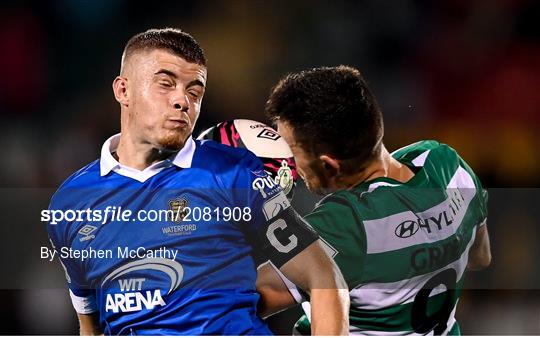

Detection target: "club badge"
[168, 197, 188, 223]
[276, 160, 294, 196]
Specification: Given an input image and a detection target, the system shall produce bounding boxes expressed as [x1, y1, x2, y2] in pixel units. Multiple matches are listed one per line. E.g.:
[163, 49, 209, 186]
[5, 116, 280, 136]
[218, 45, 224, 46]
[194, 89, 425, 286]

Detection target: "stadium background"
[0, 0, 539, 334]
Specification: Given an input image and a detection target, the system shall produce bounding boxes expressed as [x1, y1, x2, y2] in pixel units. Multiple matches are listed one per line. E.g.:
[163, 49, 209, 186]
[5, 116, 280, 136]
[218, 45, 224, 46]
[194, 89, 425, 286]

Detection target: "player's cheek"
[189, 106, 200, 125]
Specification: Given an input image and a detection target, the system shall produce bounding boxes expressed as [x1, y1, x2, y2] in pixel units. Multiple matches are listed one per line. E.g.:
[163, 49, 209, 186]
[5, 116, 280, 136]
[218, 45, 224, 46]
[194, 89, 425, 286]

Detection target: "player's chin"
[158, 130, 189, 151]
[305, 177, 332, 195]
[305, 180, 323, 195]
[308, 187, 329, 196]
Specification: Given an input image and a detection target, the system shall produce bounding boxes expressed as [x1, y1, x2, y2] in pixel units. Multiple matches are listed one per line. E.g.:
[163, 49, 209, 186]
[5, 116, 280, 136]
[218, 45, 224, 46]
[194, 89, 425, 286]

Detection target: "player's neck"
[343, 146, 414, 188]
[115, 133, 173, 171]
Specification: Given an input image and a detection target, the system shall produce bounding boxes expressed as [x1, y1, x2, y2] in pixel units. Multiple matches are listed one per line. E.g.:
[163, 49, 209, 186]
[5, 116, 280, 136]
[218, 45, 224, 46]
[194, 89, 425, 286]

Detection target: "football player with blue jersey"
[46, 28, 349, 335]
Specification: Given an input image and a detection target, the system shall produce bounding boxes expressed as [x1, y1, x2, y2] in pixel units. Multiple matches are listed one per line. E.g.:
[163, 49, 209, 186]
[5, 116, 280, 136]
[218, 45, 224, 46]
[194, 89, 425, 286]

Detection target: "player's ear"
[112, 76, 129, 106]
[319, 154, 340, 177]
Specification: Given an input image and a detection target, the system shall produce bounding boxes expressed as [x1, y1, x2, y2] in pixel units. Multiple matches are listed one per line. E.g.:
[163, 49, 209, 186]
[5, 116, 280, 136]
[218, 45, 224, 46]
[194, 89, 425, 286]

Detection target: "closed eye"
[188, 90, 200, 99]
[155, 70, 176, 88]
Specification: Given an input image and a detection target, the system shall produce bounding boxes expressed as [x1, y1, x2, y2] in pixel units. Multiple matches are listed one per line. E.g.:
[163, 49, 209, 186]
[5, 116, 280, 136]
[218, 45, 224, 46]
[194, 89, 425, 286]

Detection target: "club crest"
[276, 160, 294, 196]
[168, 197, 189, 223]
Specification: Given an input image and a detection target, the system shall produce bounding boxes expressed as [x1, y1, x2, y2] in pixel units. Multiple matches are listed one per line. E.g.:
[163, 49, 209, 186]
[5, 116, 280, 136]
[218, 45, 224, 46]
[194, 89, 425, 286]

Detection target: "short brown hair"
[266, 65, 384, 173]
[121, 28, 207, 71]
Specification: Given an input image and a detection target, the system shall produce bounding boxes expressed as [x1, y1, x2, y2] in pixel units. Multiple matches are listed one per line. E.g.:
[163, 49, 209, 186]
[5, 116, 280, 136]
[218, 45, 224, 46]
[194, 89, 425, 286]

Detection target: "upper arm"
[302, 196, 365, 287]
[456, 153, 490, 271]
[232, 152, 319, 269]
[279, 240, 350, 336]
[256, 239, 348, 318]
[467, 222, 491, 271]
[47, 194, 100, 327]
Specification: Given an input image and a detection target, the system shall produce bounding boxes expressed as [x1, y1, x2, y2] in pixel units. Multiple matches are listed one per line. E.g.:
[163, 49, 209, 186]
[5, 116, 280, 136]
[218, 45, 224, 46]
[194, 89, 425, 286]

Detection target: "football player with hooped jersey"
[259, 65, 491, 335]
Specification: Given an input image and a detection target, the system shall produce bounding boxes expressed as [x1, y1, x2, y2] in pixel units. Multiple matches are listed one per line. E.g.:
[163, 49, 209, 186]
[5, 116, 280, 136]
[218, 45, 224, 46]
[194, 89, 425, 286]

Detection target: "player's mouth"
[166, 119, 189, 129]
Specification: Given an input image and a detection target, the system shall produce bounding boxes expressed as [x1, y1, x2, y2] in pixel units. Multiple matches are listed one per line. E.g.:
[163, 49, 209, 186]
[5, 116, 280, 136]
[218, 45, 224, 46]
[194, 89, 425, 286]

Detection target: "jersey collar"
[99, 133, 196, 182]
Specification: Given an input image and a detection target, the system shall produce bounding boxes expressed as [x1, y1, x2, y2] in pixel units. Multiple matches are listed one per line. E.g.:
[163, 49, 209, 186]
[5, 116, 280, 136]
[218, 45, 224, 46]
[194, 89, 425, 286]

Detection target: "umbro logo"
[78, 225, 97, 242]
[257, 128, 281, 141]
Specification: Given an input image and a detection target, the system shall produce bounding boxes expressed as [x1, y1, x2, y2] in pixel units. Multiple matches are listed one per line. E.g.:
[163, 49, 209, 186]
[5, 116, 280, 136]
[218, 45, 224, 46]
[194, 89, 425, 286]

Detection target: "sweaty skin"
[78, 50, 350, 335]
[256, 119, 491, 332]
[277, 120, 414, 194]
[113, 49, 207, 170]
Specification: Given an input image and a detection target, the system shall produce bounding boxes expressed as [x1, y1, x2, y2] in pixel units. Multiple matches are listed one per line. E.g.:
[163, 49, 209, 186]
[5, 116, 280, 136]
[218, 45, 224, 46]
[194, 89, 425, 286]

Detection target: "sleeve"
[304, 195, 365, 288]
[458, 156, 488, 227]
[47, 195, 98, 314]
[232, 151, 319, 268]
[264, 196, 359, 302]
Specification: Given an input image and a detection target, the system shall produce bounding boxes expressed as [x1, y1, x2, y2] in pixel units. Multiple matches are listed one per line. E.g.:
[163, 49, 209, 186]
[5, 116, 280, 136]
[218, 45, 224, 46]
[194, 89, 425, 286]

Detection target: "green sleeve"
[304, 194, 366, 288]
[458, 156, 488, 225]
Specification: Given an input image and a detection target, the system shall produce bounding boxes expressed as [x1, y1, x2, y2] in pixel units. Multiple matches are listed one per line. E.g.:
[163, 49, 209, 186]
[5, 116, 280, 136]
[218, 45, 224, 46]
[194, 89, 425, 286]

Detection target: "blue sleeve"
[46, 191, 93, 297]
[47, 190, 98, 314]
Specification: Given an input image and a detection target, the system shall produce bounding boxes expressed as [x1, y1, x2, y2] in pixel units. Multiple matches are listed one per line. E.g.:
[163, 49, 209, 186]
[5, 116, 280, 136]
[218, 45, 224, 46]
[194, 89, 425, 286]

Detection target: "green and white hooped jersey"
[295, 140, 488, 336]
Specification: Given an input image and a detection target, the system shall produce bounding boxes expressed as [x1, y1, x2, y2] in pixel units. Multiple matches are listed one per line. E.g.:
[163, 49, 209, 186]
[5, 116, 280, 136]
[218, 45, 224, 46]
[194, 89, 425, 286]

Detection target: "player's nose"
[172, 92, 189, 112]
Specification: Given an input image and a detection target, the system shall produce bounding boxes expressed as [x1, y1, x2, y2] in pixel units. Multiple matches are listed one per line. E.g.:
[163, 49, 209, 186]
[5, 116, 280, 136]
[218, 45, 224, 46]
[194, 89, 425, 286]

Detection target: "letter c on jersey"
[266, 218, 298, 253]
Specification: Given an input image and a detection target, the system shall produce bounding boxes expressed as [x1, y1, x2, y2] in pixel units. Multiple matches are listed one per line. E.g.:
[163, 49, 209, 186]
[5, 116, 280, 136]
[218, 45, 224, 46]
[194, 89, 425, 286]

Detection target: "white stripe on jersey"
[412, 150, 431, 166]
[363, 166, 477, 254]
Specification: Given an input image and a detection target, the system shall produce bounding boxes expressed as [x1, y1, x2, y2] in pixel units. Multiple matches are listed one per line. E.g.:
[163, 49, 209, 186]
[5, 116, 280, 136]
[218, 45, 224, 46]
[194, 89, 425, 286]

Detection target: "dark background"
[0, 0, 539, 334]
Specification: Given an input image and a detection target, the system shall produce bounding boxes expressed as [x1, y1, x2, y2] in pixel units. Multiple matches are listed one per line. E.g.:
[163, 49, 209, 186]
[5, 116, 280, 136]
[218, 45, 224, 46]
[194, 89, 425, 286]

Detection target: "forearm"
[278, 240, 350, 335]
[80, 328, 103, 336]
[256, 262, 298, 318]
[310, 288, 349, 335]
[467, 225, 491, 271]
[467, 250, 491, 271]
[78, 312, 102, 335]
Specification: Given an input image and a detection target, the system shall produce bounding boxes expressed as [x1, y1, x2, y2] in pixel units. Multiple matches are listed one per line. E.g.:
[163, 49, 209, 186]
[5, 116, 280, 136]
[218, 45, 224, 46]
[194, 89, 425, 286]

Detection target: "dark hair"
[122, 28, 206, 68]
[266, 65, 384, 172]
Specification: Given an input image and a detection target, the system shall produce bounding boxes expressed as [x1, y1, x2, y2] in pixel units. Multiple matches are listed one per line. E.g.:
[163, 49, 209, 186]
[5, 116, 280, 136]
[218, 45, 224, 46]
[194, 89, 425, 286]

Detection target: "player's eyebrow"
[154, 69, 177, 78]
[154, 69, 205, 88]
[186, 79, 205, 89]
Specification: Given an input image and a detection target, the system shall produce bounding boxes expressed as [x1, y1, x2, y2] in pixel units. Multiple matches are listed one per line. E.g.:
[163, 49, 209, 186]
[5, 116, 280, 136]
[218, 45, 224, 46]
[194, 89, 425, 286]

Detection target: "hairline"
[120, 47, 207, 75]
[276, 115, 383, 174]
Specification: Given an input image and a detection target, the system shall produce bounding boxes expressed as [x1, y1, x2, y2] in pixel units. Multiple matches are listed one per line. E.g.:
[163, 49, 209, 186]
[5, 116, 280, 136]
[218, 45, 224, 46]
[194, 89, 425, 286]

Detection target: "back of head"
[266, 65, 384, 173]
[121, 27, 207, 73]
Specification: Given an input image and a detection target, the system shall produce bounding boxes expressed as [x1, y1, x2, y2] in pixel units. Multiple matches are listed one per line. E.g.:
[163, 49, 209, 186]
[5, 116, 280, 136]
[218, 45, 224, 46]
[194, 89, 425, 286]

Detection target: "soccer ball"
[197, 119, 298, 200]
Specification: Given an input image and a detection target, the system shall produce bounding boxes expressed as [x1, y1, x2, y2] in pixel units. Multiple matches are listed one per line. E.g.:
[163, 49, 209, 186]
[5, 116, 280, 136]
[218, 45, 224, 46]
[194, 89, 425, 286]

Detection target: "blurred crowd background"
[0, 0, 538, 334]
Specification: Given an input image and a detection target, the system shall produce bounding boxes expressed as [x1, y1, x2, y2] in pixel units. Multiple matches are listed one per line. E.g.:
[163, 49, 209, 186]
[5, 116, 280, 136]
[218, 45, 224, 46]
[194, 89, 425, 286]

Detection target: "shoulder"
[306, 191, 360, 233]
[391, 140, 459, 162]
[58, 159, 100, 189]
[315, 190, 358, 211]
[391, 140, 462, 173]
[192, 139, 262, 172]
[47, 160, 100, 244]
[305, 190, 368, 286]
[50, 159, 100, 209]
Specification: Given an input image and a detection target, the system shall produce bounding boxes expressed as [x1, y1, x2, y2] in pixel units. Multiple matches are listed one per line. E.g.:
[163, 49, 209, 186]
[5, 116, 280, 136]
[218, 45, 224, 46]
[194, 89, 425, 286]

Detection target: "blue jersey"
[47, 136, 317, 335]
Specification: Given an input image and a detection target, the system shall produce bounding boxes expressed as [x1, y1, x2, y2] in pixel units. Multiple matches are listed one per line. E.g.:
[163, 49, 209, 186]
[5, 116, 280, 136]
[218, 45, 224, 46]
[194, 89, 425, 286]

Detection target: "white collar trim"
[99, 133, 195, 182]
